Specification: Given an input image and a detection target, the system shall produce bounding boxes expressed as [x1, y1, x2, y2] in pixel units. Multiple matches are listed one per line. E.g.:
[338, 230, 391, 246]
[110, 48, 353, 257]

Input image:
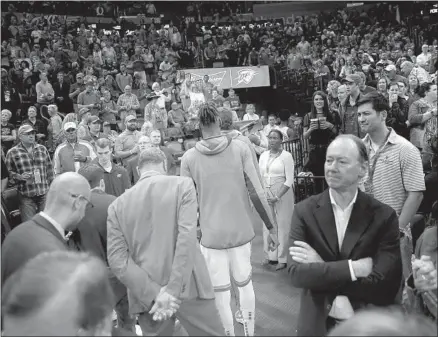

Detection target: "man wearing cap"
[78, 78, 101, 116]
[87, 116, 108, 150]
[69, 73, 86, 113]
[53, 122, 96, 176]
[144, 92, 169, 131]
[339, 74, 366, 138]
[384, 64, 407, 86]
[5, 125, 54, 222]
[114, 115, 142, 167]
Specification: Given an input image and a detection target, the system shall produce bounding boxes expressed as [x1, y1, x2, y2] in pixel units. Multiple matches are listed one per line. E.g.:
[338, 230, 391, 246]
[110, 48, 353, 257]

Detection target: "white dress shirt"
[328, 188, 358, 320]
[39, 211, 66, 240]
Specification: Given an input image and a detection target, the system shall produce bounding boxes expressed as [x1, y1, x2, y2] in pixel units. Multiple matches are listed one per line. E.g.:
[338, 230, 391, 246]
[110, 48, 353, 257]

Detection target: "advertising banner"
[179, 66, 270, 90]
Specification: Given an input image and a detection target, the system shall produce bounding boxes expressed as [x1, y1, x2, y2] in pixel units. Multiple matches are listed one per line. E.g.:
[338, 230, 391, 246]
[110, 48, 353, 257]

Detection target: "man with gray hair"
[2, 251, 117, 336]
[108, 147, 224, 336]
[289, 134, 402, 336]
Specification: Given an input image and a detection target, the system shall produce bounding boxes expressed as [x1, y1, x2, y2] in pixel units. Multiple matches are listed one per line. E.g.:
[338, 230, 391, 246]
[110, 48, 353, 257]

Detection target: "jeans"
[18, 193, 46, 222]
[114, 293, 136, 332]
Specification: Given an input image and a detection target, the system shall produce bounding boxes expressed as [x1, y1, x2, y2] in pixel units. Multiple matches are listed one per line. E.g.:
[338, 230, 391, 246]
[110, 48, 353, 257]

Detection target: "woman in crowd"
[242, 103, 260, 121]
[259, 129, 295, 271]
[376, 77, 389, 99]
[302, 91, 338, 176]
[409, 83, 438, 158]
[326, 80, 341, 114]
[408, 75, 421, 105]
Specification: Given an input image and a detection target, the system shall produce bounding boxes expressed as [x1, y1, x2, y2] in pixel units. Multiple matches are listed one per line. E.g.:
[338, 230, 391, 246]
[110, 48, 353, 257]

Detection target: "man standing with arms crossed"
[180, 102, 278, 337]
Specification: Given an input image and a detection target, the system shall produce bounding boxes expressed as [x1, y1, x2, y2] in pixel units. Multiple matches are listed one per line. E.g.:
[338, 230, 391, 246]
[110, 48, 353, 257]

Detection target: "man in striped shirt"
[5, 125, 54, 222]
[357, 91, 425, 278]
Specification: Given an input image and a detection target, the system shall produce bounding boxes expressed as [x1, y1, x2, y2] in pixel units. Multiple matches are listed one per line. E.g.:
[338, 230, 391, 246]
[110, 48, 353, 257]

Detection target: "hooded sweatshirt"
[181, 135, 275, 249]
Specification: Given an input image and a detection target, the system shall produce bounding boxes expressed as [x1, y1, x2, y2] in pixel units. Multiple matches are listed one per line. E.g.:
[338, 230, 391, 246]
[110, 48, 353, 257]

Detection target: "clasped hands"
[149, 286, 181, 322]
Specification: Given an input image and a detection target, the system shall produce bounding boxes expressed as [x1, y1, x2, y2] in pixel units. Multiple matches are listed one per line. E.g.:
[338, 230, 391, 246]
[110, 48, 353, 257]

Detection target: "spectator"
[357, 92, 425, 279]
[53, 122, 97, 175]
[290, 134, 402, 336]
[44, 104, 63, 153]
[114, 115, 142, 167]
[35, 71, 54, 105]
[117, 85, 140, 126]
[339, 74, 365, 137]
[53, 71, 73, 114]
[90, 138, 130, 197]
[1, 67, 22, 125]
[78, 78, 101, 116]
[125, 135, 151, 185]
[5, 124, 54, 222]
[1, 109, 17, 153]
[69, 72, 86, 112]
[21, 105, 47, 144]
[144, 92, 168, 131]
[242, 103, 260, 121]
[417, 44, 432, 73]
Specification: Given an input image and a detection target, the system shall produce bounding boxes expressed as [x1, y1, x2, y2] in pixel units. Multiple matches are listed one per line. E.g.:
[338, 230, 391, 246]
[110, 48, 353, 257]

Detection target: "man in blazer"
[289, 135, 402, 336]
[74, 164, 134, 332]
[53, 71, 74, 114]
[1, 172, 92, 285]
[107, 147, 224, 336]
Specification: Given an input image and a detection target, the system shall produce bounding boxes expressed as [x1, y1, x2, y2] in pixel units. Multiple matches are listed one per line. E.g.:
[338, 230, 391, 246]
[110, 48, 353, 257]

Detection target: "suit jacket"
[289, 189, 402, 336]
[107, 172, 214, 315]
[126, 154, 140, 185]
[53, 81, 71, 99]
[1, 213, 69, 285]
[71, 190, 127, 304]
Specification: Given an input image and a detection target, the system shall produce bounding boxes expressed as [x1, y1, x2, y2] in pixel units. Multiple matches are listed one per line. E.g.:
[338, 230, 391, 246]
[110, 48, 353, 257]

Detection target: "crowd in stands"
[1, 1, 438, 334]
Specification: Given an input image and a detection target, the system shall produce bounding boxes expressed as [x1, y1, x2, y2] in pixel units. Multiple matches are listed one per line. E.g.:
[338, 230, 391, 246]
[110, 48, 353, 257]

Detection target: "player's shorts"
[200, 242, 252, 292]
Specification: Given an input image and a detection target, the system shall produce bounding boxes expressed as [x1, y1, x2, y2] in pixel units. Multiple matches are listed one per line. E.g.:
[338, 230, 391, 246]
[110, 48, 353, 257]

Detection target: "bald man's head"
[2, 251, 114, 336]
[44, 173, 92, 230]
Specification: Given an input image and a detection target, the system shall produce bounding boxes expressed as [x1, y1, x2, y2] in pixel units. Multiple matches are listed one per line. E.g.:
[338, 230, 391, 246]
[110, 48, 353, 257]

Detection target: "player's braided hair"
[198, 102, 220, 127]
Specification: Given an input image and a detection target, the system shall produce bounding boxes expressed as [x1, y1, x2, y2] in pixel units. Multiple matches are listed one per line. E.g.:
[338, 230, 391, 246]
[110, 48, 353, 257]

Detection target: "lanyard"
[367, 130, 392, 184]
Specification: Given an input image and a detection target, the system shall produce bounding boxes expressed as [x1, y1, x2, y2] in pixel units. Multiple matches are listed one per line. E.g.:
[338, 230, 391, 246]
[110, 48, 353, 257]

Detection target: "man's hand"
[267, 196, 278, 205]
[413, 256, 437, 291]
[289, 241, 324, 263]
[149, 287, 181, 322]
[268, 228, 279, 251]
[57, 97, 64, 101]
[19, 172, 33, 181]
[73, 153, 87, 162]
[351, 257, 373, 278]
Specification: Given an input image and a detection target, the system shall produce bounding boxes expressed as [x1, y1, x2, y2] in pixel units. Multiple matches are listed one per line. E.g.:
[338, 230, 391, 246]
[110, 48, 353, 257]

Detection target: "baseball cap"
[88, 116, 101, 124]
[64, 122, 77, 131]
[78, 108, 90, 117]
[102, 121, 111, 127]
[125, 115, 137, 124]
[76, 72, 84, 78]
[18, 124, 35, 136]
[385, 64, 396, 72]
[342, 74, 361, 85]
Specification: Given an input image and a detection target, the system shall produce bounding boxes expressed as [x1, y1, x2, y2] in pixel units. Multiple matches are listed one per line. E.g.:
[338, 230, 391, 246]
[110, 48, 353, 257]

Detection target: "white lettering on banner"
[189, 71, 227, 88]
[234, 68, 258, 86]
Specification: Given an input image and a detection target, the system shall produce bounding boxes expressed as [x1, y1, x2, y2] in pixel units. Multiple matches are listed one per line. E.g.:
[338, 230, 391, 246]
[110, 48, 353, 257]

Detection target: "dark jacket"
[289, 189, 402, 336]
[91, 159, 131, 197]
[1, 213, 69, 285]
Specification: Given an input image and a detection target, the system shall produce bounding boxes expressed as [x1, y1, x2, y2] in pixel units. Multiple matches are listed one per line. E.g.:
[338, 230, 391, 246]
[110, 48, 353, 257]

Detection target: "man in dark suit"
[289, 134, 402, 336]
[1, 172, 92, 285]
[53, 71, 74, 113]
[74, 164, 134, 332]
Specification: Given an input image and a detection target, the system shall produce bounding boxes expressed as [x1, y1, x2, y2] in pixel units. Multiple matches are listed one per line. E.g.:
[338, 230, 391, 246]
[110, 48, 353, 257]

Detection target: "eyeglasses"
[66, 128, 76, 133]
[69, 193, 94, 209]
